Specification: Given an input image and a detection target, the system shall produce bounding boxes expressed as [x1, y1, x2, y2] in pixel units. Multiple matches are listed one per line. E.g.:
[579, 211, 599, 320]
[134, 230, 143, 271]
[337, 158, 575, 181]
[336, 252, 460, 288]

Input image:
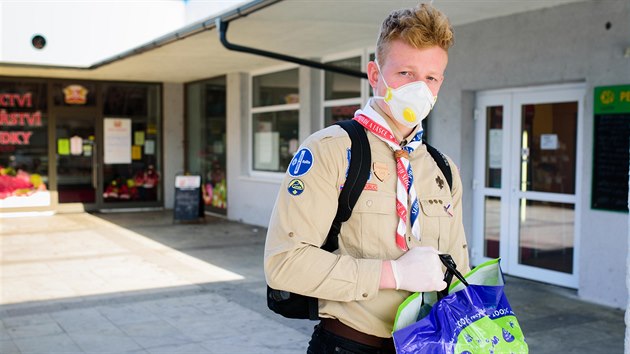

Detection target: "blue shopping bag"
[392, 259, 528, 354]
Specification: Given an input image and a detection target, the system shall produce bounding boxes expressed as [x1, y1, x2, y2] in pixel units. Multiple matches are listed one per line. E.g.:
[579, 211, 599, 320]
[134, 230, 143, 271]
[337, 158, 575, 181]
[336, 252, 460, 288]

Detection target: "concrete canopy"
[0, 0, 588, 83]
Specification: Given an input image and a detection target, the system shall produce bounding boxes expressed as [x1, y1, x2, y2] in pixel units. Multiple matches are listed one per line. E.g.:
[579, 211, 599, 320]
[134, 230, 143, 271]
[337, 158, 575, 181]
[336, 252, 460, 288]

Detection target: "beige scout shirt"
[264, 103, 470, 338]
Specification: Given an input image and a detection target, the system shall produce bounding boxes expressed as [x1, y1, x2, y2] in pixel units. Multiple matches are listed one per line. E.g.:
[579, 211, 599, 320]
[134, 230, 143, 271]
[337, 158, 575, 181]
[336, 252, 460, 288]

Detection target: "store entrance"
[472, 83, 584, 288]
[56, 113, 98, 204]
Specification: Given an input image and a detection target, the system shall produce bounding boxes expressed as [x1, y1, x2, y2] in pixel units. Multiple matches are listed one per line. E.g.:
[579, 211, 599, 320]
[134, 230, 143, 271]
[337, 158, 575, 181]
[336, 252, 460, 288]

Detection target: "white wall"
[226, 65, 323, 227]
[218, 0, 629, 308]
[225, 72, 280, 226]
[434, 0, 630, 308]
[163, 83, 184, 209]
[0, 1, 186, 66]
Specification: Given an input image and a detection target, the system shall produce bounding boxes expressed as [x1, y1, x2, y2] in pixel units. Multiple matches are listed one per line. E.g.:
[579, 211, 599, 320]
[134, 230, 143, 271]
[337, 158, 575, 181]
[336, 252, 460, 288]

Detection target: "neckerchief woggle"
[353, 101, 423, 251]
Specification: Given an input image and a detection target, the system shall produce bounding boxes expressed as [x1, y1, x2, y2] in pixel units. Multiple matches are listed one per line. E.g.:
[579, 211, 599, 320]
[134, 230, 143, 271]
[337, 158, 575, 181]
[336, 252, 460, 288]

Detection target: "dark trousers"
[306, 323, 396, 354]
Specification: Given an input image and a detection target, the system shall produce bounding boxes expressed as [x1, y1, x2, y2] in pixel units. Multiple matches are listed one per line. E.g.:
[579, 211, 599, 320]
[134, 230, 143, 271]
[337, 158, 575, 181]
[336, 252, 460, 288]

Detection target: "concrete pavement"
[0, 211, 625, 353]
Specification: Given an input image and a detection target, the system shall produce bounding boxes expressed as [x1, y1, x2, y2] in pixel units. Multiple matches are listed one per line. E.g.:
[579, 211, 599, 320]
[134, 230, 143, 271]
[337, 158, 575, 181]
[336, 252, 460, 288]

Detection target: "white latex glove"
[390, 247, 447, 292]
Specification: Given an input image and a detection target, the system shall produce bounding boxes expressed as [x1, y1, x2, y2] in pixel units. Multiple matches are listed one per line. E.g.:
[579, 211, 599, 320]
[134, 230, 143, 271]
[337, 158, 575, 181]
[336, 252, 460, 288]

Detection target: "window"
[186, 76, 227, 213]
[251, 68, 299, 172]
[325, 57, 361, 100]
[101, 83, 161, 203]
[323, 56, 362, 127]
[0, 80, 48, 204]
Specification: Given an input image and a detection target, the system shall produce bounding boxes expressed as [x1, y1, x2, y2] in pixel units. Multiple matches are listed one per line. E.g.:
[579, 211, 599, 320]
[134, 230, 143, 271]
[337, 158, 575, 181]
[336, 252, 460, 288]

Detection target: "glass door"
[473, 84, 584, 288]
[56, 115, 97, 204]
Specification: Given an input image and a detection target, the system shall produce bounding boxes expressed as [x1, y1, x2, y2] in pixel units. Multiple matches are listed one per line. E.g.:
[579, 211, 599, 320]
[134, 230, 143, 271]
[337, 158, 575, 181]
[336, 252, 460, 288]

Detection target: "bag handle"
[438, 254, 469, 299]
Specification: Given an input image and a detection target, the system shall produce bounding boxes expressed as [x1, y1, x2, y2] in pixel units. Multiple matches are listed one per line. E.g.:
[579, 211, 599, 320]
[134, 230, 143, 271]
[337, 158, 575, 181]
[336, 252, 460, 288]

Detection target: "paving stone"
[0, 211, 625, 354]
[6, 322, 64, 340]
[118, 320, 194, 349]
[51, 308, 119, 334]
[99, 304, 161, 326]
[13, 333, 82, 354]
[69, 331, 143, 353]
[0, 339, 21, 354]
[146, 342, 209, 353]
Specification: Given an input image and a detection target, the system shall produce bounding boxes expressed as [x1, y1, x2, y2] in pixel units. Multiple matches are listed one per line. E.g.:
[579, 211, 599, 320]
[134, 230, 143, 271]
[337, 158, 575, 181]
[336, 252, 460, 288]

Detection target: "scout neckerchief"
[353, 104, 423, 251]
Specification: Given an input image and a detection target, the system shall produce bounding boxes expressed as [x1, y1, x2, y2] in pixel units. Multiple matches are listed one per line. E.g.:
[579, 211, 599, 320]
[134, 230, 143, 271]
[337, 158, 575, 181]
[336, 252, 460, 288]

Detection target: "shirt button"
[429, 200, 434, 204]
[288, 232, 295, 237]
[366, 200, 373, 207]
[362, 293, 368, 298]
[438, 200, 443, 204]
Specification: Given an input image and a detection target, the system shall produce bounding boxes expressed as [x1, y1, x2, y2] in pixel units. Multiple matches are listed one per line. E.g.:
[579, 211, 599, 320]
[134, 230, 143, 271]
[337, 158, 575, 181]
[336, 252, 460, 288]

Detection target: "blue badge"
[288, 148, 314, 177]
[287, 179, 305, 196]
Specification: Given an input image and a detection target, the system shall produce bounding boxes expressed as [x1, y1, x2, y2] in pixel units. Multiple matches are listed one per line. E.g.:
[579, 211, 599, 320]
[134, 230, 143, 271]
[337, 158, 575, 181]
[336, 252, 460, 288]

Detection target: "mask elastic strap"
[373, 60, 389, 101]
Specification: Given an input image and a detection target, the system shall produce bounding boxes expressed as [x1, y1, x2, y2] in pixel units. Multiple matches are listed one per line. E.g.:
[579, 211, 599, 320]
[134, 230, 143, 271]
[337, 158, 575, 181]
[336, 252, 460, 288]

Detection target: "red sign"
[0, 91, 41, 146]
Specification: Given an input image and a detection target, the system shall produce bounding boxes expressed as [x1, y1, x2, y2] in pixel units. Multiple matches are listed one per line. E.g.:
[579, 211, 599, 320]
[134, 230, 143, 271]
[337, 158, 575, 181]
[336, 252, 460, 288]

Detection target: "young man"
[264, 3, 469, 353]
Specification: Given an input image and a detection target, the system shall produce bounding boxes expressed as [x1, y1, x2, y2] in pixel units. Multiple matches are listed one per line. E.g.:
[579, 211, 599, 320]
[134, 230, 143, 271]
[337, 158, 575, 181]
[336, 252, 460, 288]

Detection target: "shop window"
[251, 68, 299, 172]
[104, 85, 149, 116]
[186, 76, 227, 213]
[252, 68, 299, 107]
[101, 83, 161, 203]
[0, 80, 49, 206]
[252, 110, 299, 172]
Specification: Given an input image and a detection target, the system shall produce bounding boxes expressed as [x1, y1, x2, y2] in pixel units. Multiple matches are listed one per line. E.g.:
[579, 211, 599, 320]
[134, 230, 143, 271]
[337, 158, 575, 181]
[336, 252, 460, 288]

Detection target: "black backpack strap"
[425, 142, 453, 192]
[322, 119, 371, 252]
[303, 119, 371, 320]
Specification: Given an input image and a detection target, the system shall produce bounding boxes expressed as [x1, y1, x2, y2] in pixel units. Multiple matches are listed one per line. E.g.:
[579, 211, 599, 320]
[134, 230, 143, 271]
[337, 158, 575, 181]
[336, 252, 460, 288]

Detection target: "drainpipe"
[216, 19, 368, 80]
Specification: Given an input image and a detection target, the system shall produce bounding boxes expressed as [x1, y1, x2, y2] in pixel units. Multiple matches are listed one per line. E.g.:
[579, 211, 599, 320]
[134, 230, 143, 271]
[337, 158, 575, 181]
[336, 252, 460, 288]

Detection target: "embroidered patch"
[444, 203, 454, 217]
[339, 183, 378, 192]
[345, 148, 351, 177]
[364, 183, 378, 191]
[373, 162, 390, 182]
[288, 148, 314, 177]
[435, 175, 445, 190]
[287, 179, 305, 196]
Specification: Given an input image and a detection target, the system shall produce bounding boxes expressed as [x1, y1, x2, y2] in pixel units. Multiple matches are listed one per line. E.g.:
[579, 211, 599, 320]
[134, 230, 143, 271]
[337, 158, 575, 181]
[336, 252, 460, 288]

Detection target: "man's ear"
[367, 61, 379, 90]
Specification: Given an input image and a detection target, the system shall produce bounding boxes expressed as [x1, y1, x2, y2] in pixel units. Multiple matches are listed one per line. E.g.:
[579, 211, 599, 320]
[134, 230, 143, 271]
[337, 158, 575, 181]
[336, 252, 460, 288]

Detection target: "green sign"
[594, 84, 630, 114]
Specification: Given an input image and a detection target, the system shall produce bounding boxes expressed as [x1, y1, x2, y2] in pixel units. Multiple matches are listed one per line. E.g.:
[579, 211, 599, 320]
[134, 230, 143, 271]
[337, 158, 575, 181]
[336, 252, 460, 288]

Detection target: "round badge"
[287, 179, 305, 196]
[288, 148, 314, 177]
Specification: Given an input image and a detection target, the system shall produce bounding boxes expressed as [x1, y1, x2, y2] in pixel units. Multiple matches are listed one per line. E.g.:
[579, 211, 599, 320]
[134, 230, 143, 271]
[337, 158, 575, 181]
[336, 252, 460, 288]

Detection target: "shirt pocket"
[417, 196, 453, 252]
[344, 192, 397, 259]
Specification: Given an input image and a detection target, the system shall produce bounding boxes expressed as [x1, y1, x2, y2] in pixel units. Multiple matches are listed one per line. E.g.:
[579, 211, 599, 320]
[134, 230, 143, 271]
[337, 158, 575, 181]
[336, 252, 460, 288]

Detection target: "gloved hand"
[390, 247, 446, 292]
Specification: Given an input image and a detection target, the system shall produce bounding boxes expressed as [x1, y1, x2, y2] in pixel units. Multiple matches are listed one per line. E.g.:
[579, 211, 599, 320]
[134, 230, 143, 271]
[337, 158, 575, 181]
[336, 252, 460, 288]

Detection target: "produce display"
[0, 166, 47, 199]
[103, 165, 159, 201]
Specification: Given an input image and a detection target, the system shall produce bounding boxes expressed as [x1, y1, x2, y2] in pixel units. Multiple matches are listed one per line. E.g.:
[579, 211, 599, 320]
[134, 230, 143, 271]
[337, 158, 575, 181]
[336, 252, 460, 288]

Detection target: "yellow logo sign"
[600, 90, 614, 105]
[63, 85, 88, 105]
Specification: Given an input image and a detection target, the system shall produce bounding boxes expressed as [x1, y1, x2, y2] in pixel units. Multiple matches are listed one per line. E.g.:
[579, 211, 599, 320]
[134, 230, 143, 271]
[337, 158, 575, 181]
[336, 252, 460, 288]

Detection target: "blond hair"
[376, 3, 454, 64]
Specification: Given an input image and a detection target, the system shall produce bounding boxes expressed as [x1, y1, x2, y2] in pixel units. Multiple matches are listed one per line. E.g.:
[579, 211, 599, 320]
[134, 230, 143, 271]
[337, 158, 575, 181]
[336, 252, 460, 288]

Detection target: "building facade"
[1, 0, 628, 308]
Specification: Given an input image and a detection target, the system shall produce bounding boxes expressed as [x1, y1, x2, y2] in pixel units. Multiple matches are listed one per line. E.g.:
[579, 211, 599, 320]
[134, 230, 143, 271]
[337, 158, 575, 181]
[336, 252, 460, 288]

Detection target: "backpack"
[267, 119, 453, 320]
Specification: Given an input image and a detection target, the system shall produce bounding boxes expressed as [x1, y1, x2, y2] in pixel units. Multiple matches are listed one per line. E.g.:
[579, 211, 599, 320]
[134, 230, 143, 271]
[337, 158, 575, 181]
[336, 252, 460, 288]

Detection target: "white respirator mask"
[373, 61, 437, 128]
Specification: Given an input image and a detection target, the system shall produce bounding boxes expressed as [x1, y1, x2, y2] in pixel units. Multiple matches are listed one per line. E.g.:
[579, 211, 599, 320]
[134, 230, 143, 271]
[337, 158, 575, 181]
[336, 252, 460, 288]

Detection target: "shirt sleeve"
[445, 157, 471, 275]
[264, 129, 382, 302]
